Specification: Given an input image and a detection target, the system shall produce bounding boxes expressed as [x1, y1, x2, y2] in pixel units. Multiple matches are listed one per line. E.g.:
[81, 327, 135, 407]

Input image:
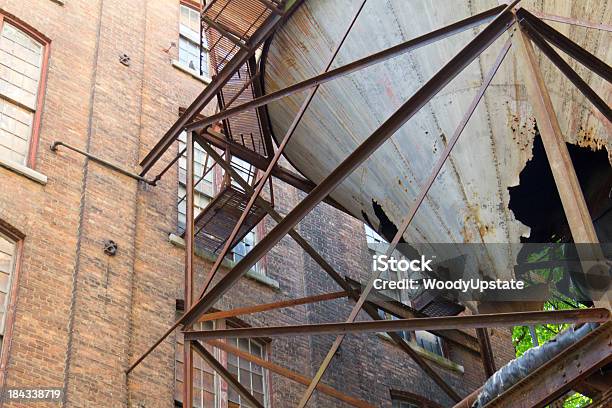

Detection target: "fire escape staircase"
[180, 0, 286, 256]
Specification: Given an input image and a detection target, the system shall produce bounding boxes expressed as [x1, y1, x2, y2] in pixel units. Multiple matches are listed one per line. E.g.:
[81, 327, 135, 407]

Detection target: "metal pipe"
[51, 141, 155, 185]
[180, 9, 516, 329]
[481, 322, 612, 407]
[183, 4, 507, 134]
[183, 309, 611, 340]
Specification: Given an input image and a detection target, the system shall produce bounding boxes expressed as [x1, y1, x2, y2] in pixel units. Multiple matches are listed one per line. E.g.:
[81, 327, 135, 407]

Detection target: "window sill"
[169, 233, 280, 290]
[376, 332, 464, 373]
[0, 156, 47, 185]
[171, 60, 212, 84]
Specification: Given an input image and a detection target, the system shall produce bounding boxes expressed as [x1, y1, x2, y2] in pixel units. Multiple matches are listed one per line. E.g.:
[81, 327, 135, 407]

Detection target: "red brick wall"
[0, 1, 516, 407]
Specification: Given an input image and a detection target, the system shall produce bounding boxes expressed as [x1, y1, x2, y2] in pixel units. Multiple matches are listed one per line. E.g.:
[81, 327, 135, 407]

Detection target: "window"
[365, 224, 446, 357]
[0, 14, 48, 167]
[176, 132, 264, 275]
[230, 229, 254, 262]
[227, 337, 267, 407]
[414, 330, 444, 357]
[177, 131, 214, 232]
[175, 318, 269, 407]
[377, 309, 410, 342]
[175, 321, 217, 407]
[229, 156, 257, 190]
[391, 390, 442, 408]
[393, 399, 419, 408]
[179, 3, 209, 78]
[364, 223, 385, 245]
[0, 232, 17, 352]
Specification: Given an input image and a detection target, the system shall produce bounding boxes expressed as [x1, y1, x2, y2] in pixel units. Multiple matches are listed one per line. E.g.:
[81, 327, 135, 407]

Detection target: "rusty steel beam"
[202, 142, 465, 401]
[183, 309, 611, 340]
[195, 131, 317, 195]
[518, 17, 612, 123]
[138, 0, 305, 176]
[198, 291, 348, 322]
[199, 137, 459, 397]
[256, 0, 283, 15]
[515, 19, 610, 307]
[198, 140, 354, 293]
[517, 8, 612, 82]
[191, 341, 264, 408]
[530, 10, 612, 33]
[202, 15, 249, 48]
[515, 21, 603, 309]
[196, 0, 368, 298]
[482, 322, 612, 408]
[182, 131, 196, 408]
[127, 5, 515, 376]
[346, 278, 481, 353]
[204, 339, 376, 408]
[201, 135, 466, 402]
[184, 4, 507, 134]
[476, 328, 497, 379]
[179, 5, 516, 331]
[297, 34, 514, 407]
[452, 386, 483, 408]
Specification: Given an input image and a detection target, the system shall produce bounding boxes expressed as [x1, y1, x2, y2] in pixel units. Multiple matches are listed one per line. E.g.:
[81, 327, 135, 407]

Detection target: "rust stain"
[461, 203, 494, 242]
[576, 126, 607, 151]
[507, 107, 536, 152]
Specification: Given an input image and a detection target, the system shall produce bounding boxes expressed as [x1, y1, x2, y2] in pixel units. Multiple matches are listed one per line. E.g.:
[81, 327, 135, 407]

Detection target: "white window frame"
[0, 231, 17, 351]
[178, 3, 210, 79]
[175, 318, 270, 408]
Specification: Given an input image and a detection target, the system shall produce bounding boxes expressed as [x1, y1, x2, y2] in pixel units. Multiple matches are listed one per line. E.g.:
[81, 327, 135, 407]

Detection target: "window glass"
[227, 337, 267, 406]
[364, 224, 386, 245]
[175, 321, 216, 407]
[175, 319, 269, 407]
[0, 232, 16, 350]
[392, 399, 420, 408]
[177, 131, 213, 231]
[0, 21, 44, 165]
[179, 4, 209, 77]
[414, 330, 444, 357]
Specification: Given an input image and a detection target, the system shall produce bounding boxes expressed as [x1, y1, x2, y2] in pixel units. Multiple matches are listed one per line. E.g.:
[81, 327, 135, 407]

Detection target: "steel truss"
[125, 1, 612, 408]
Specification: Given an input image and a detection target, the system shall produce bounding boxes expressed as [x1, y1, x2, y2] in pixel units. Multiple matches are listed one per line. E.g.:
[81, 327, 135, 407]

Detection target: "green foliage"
[511, 300, 592, 408]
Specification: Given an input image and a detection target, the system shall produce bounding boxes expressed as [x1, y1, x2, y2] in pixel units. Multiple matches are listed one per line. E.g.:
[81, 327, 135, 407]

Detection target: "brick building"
[0, 1, 517, 407]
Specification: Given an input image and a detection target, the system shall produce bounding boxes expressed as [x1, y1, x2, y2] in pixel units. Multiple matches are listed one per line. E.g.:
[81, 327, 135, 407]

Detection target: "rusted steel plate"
[263, 0, 612, 279]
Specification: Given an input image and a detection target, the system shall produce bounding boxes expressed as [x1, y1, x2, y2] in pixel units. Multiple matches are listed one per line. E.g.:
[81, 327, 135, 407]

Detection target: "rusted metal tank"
[262, 0, 611, 278]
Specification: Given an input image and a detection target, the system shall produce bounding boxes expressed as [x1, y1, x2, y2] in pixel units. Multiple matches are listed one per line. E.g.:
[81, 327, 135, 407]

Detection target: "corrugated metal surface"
[203, 0, 273, 156]
[263, 0, 611, 279]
